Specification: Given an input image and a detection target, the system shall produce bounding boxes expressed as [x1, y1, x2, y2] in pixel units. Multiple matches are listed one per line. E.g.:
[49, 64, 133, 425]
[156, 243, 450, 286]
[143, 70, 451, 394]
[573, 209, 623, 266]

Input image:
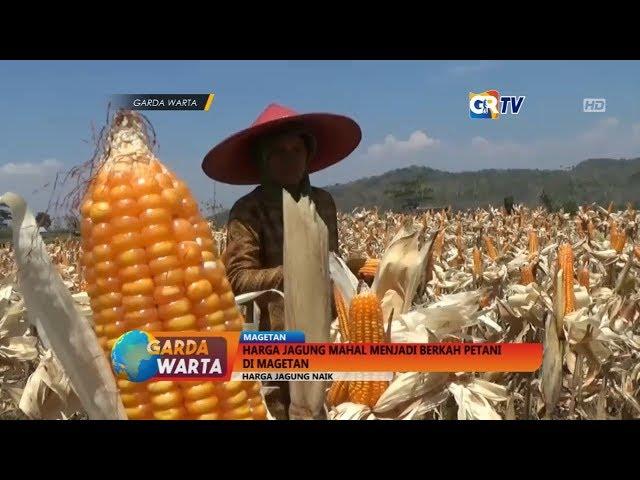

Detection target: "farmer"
[201, 103, 361, 417]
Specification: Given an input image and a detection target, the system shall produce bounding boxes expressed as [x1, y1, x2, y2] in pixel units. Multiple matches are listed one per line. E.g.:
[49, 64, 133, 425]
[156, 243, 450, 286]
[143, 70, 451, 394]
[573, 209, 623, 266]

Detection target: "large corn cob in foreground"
[79, 111, 266, 420]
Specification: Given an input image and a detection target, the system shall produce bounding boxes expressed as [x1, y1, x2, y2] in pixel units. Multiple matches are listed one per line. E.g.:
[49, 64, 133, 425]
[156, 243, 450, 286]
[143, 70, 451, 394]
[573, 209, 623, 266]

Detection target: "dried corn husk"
[283, 190, 331, 420]
[1, 191, 125, 420]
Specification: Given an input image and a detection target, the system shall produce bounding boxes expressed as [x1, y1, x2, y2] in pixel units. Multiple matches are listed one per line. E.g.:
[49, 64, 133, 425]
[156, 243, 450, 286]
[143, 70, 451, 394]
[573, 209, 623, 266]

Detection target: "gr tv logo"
[469, 90, 525, 119]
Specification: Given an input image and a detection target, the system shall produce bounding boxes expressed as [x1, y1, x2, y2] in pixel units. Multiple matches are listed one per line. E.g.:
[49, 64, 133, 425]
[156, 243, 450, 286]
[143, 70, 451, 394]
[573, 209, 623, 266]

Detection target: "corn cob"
[327, 290, 388, 409]
[587, 219, 594, 240]
[610, 221, 626, 253]
[346, 257, 367, 278]
[616, 232, 626, 253]
[456, 232, 465, 266]
[333, 285, 350, 341]
[327, 286, 351, 408]
[433, 229, 445, 260]
[358, 258, 380, 279]
[635, 245, 640, 261]
[558, 243, 575, 315]
[528, 229, 539, 255]
[80, 111, 266, 420]
[483, 235, 498, 260]
[578, 263, 590, 292]
[349, 292, 384, 345]
[472, 246, 483, 277]
[347, 291, 388, 408]
[327, 380, 350, 407]
[610, 221, 619, 246]
[520, 263, 534, 285]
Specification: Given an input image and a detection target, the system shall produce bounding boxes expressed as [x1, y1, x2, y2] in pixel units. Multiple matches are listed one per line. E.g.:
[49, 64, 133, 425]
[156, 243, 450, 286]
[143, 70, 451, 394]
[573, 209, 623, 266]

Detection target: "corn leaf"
[542, 312, 563, 417]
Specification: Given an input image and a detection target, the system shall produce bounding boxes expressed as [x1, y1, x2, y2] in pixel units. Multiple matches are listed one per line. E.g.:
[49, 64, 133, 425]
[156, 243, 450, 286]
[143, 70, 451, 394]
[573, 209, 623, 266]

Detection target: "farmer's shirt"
[222, 185, 339, 330]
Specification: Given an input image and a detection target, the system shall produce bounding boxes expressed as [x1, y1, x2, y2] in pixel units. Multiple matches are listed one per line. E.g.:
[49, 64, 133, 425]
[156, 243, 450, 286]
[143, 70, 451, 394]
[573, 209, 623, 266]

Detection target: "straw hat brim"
[201, 112, 362, 185]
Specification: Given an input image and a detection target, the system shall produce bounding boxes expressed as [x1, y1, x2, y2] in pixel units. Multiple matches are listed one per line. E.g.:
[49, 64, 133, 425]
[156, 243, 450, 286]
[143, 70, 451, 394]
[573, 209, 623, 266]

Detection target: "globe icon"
[111, 330, 159, 383]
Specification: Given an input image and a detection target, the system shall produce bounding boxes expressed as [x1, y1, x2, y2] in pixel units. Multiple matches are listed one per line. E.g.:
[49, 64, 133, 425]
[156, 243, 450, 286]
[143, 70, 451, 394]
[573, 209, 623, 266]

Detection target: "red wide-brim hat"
[202, 103, 362, 185]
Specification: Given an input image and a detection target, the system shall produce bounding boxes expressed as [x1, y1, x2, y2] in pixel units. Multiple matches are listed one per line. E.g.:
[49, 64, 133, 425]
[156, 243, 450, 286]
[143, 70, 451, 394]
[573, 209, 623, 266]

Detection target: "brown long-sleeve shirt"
[222, 185, 339, 330]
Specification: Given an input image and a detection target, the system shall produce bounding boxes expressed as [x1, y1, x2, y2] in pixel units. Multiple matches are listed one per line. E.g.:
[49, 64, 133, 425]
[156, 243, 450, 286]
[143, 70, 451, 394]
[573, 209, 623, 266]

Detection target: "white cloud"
[471, 136, 490, 148]
[579, 116, 620, 143]
[0, 159, 68, 215]
[460, 117, 636, 171]
[469, 136, 532, 162]
[0, 158, 63, 176]
[367, 130, 439, 158]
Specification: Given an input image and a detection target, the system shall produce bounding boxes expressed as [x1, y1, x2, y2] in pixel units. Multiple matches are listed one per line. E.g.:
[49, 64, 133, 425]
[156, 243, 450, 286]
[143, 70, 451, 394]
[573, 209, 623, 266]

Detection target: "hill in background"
[325, 157, 640, 212]
[192, 157, 640, 226]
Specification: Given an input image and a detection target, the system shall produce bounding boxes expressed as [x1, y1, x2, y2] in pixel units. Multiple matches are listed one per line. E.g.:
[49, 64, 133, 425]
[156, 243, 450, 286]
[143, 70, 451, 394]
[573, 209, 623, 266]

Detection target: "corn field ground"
[1, 202, 640, 420]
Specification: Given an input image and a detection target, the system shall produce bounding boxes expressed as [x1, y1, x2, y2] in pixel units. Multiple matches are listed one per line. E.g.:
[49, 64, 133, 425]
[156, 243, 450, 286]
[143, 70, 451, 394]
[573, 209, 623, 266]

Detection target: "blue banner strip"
[240, 331, 305, 343]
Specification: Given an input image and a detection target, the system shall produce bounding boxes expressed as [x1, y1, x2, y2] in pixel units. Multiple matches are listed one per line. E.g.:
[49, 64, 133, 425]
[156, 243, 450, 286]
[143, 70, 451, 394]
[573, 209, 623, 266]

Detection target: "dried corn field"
[2, 202, 640, 420]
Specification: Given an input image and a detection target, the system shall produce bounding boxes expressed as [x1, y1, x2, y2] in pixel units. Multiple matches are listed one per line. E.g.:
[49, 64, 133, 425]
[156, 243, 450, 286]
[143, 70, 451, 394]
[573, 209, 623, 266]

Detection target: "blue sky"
[1, 60, 639, 215]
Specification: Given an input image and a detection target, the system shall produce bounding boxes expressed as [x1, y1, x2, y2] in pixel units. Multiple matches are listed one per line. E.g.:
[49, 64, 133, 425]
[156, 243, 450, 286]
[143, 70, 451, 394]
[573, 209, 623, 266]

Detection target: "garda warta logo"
[469, 90, 525, 119]
[111, 330, 227, 383]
